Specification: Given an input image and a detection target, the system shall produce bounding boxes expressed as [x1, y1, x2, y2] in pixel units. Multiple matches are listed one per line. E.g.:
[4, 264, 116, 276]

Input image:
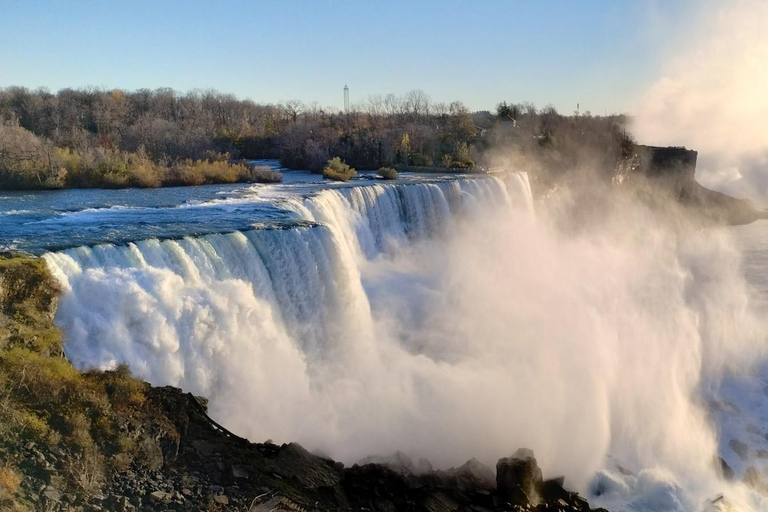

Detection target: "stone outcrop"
[497, 448, 543, 506]
[140, 388, 603, 511]
[615, 146, 766, 225]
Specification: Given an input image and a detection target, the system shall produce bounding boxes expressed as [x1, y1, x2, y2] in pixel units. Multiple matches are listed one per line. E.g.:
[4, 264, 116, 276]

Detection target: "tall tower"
[344, 85, 349, 113]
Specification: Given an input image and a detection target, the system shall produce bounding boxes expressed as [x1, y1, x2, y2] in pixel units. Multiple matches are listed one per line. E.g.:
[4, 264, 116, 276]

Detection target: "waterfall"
[44, 175, 527, 391]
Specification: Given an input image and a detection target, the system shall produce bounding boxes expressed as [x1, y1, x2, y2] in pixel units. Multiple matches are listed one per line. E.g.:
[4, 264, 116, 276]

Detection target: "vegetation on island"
[0, 87, 632, 192]
[378, 167, 398, 180]
[322, 157, 356, 182]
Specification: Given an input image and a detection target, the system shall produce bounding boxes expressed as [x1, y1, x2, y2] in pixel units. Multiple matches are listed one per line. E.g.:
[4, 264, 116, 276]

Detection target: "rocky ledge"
[615, 145, 767, 225]
[44, 386, 604, 512]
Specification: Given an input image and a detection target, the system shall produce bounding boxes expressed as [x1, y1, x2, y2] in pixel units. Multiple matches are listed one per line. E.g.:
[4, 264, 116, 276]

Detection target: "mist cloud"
[633, 0, 768, 204]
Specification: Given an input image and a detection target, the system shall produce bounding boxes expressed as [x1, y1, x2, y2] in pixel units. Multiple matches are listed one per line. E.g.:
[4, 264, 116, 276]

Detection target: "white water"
[44, 174, 768, 511]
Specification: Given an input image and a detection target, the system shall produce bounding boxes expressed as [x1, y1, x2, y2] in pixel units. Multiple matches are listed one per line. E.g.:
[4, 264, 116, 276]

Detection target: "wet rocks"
[716, 457, 735, 481]
[9, 383, 603, 512]
[496, 448, 543, 507]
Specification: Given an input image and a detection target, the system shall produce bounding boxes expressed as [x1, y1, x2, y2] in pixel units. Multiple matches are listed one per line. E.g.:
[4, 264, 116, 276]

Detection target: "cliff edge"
[615, 146, 766, 225]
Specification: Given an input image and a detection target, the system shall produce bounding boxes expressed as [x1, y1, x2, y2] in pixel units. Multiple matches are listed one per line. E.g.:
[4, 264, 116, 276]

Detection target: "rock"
[232, 465, 249, 479]
[251, 496, 305, 511]
[192, 439, 216, 457]
[358, 451, 433, 476]
[440, 458, 496, 492]
[213, 494, 229, 505]
[43, 486, 61, 502]
[149, 490, 171, 502]
[271, 443, 341, 489]
[729, 439, 749, 460]
[716, 457, 735, 481]
[496, 448, 542, 507]
[744, 467, 768, 496]
[539, 476, 569, 502]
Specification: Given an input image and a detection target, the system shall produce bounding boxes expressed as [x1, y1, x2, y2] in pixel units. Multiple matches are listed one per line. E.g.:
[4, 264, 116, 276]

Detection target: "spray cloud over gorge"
[38, 164, 768, 510]
[633, 0, 768, 202]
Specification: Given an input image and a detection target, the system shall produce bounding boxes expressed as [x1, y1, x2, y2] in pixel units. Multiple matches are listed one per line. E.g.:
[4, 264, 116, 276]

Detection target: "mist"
[633, 0, 768, 205]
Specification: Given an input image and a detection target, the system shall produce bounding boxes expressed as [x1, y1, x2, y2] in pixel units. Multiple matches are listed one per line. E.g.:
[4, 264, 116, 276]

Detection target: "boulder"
[149, 490, 171, 502]
[232, 465, 249, 479]
[43, 486, 61, 503]
[496, 448, 542, 507]
[539, 476, 569, 502]
[441, 458, 496, 492]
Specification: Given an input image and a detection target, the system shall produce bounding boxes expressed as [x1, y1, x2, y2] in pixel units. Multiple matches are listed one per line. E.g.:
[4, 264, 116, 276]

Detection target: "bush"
[167, 159, 249, 186]
[378, 167, 398, 180]
[246, 165, 283, 183]
[323, 157, 356, 182]
[410, 153, 433, 167]
[449, 160, 475, 169]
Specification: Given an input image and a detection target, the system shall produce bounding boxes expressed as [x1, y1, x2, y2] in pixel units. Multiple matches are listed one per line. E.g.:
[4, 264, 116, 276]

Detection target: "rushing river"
[3, 164, 768, 511]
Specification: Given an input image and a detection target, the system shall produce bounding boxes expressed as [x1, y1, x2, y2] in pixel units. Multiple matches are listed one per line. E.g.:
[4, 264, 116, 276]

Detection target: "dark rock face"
[716, 456, 736, 481]
[616, 145, 765, 225]
[496, 448, 543, 507]
[15, 385, 604, 511]
[130, 388, 605, 511]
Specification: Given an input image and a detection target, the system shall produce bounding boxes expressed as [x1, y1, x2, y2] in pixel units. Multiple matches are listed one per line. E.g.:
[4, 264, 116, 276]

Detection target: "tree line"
[0, 86, 633, 190]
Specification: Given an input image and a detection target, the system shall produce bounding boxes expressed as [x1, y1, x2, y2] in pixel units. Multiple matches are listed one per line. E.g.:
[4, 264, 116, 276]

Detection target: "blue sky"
[0, 0, 691, 114]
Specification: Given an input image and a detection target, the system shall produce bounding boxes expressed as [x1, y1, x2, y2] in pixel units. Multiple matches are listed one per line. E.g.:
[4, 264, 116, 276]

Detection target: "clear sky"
[0, 0, 692, 114]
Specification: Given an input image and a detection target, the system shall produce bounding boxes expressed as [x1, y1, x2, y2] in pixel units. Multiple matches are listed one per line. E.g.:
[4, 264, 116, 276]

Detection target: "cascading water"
[41, 172, 768, 511]
[44, 175, 519, 401]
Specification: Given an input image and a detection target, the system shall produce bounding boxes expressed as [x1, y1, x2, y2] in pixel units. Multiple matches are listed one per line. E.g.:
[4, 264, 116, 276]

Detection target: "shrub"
[410, 153, 433, 167]
[246, 165, 283, 183]
[449, 160, 475, 169]
[168, 159, 249, 186]
[378, 167, 398, 180]
[323, 157, 356, 182]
